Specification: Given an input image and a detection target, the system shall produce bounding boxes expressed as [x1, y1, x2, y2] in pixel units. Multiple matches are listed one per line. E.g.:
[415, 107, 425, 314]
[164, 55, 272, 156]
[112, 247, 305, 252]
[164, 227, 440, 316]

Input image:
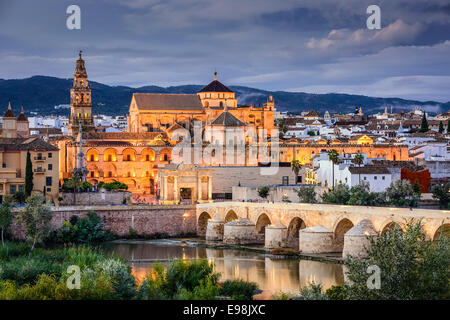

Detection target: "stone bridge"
[196, 202, 449, 257]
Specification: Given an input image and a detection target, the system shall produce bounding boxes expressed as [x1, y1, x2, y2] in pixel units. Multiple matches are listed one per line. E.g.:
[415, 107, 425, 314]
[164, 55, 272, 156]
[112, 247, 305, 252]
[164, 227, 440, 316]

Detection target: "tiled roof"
[348, 166, 390, 174]
[210, 112, 246, 127]
[133, 93, 203, 110]
[85, 131, 168, 141]
[198, 80, 233, 93]
[0, 137, 59, 151]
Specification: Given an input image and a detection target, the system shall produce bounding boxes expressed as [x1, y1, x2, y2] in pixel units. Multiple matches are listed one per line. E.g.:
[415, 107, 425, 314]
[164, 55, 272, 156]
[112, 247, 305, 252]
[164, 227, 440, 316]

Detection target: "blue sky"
[1, 0, 450, 102]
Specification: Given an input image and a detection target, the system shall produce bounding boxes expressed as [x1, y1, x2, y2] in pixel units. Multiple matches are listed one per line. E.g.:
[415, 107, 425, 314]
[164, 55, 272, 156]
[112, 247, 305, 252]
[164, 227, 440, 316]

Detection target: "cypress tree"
[447, 119, 450, 133]
[25, 150, 33, 196]
[438, 121, 444, 133]
[419, 112, 429, 132]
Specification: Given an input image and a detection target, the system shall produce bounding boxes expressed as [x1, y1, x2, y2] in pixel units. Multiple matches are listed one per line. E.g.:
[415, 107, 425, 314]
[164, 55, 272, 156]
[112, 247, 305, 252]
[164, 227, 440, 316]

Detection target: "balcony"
[34, 168, 46, 174]
[34, 156, 46, 161]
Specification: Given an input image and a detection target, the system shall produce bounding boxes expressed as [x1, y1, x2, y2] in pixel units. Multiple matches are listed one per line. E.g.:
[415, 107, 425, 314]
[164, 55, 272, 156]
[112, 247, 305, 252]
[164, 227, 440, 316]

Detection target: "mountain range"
[0, 76, 448, 116]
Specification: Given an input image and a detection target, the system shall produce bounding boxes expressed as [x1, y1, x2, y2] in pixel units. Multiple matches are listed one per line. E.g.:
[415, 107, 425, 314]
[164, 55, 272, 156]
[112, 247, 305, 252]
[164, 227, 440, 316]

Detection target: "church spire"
[214, 71, 217, 81]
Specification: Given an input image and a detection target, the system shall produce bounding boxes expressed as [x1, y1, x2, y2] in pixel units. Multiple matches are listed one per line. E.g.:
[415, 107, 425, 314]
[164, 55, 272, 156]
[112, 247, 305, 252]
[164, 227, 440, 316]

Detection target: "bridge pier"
[223, 219, 257, 245]
[206, 216, 225, 241]
[265, 222, 287, 248]
[299, 226, 336, 253]
[343, 219, 377, 259]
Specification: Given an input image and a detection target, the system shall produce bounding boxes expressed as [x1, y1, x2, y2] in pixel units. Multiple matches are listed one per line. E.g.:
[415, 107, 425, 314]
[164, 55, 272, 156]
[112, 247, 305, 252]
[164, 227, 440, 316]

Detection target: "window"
[364, 176, 367, 180]
[382, 176, 385, 180]
[10, 185, 16, 194]
[48, 164, 52, 171]
[48, 153, 52, 158]
[46, 177, 52, 186]
[282, 176, 289, 185]
[374, 176, 377, 180]
[126, 155, 131, 161]
[18, 185, 24, 192]
[37, 152, 42, 159]
[47, 187, 51, 192]
[146, 155, 150, 161]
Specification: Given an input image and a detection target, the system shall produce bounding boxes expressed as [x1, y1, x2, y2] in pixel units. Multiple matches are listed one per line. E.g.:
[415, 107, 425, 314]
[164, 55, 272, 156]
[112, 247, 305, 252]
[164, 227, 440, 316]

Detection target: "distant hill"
[0, 76, 448, 116]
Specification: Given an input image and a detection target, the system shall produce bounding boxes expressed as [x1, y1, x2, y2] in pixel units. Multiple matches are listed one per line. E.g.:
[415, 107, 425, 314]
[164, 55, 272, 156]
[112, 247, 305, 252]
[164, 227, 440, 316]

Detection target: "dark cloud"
[0, 0, 449, 101]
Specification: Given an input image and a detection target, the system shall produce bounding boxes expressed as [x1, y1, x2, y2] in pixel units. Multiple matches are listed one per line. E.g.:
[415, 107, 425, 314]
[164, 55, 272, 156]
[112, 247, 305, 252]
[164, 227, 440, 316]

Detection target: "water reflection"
[102, 240, 343, 299]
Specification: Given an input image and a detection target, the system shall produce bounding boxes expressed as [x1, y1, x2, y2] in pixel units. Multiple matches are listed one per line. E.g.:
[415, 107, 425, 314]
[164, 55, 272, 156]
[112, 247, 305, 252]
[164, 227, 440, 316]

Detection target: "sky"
[0, 0, 450, 102]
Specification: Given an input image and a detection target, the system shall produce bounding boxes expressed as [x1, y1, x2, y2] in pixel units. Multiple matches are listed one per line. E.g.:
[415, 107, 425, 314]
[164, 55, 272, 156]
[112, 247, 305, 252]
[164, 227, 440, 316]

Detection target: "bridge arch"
[225, 210, 238, 223]
[287, 217, 306, 247]
[433, 223, 450, 241]
[255, 213, 271, 234]
[198, 212, 211, 236]
[334, 218, 354, 251]
[381, 221, 403, 234]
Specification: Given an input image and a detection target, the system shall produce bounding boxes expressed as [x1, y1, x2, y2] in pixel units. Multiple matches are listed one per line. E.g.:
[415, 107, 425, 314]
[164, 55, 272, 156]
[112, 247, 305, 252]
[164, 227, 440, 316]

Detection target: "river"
[102, 239, 344, 299]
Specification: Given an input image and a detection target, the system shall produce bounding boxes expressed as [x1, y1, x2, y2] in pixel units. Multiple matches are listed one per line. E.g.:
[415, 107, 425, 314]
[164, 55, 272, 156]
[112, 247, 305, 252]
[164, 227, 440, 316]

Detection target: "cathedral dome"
[198, 72, 233, 93]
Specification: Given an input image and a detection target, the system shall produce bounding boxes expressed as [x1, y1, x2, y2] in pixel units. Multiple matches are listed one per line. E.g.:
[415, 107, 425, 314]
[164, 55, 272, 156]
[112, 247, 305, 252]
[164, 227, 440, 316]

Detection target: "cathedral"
[56, 52, 276, 200]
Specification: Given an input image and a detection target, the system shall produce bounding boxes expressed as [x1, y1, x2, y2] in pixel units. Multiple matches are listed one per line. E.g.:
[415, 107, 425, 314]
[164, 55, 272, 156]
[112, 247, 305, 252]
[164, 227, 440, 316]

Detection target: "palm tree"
[328, 149, 339, 189]
[291, 160, 302, 184]
[352, 154, 364, 184]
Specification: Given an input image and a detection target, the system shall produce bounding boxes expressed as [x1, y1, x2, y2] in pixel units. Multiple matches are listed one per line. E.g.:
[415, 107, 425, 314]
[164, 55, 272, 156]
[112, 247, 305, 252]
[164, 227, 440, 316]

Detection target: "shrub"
[385, 180, 418, 207]
[257, 186, 270, 199]
[98, 181, 128, 191]
[220, 279, 258, 300]
[297, 186, 317, 203]
[325, 285, 346, 300]
[269, 248, 298, 256]
[321, 183, 350, 204]
[299, 282, 328, 300]
[344, 221, 450, 300]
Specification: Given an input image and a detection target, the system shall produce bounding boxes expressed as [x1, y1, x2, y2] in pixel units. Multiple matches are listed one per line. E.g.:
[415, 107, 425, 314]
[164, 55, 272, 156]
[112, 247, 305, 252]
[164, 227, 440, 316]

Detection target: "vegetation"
[419, 112, 429, 132]
[257, 186, 270, 199]
[321, 180, 419, 208]
[0, 197, 13, 246]
[98, 181, 128, 191]
[385, 180, 418, 207]
[431, 183, 450, 209]
[290, 160, 302, 184]
[25, 151, 33, 197]
[296, 221, 449, 300]
[0, 244, 136, 300]
[352, 154, 364, 183]
[269, 248, 298, 256]
[136, 259, 258, 300]
[327, 149, 339, 189]
[438, 121, 444, 133]
[17, 194, 52, 256]
[297, 186, 317, 203]
[48, 211, 115, 244]
[62, 177, 93, 192]
[13, 191, 26, 204]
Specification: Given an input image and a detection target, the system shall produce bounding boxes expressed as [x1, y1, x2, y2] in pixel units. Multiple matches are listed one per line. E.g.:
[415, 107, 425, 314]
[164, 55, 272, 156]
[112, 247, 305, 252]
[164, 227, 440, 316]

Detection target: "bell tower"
[68, 51, 94, 137]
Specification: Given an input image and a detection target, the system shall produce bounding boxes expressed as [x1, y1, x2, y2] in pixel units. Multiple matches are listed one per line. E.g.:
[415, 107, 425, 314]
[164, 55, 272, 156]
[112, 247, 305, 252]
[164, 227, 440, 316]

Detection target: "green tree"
[290, 160, 302, 184]
[328, 149, 339, 189]
[344, 221, 449, 300]
[25, 151, 33, 196]
[258, 186, 270, 200]
[347, 182, 384, 206]
[431, 183, 450, 209]
[385, 180, 418, 207]
[321, 183, 350, 204]
[438, 121, 444, 134]
[297, 186, 317, 203]
[0, 196, 13, 246]
[13, 191, 26, 204]
[18, 194, 53, 256]
[419, 112, 429, 132]
[412, 179, 422, 198]
[352, 154, 364, 183]
[447, 119, 450, 133]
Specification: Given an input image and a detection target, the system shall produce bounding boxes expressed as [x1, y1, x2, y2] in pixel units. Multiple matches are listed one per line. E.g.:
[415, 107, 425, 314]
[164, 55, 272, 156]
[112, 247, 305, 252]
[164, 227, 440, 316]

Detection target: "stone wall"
[11, 204, 196, 239]
[208, 166, 299, 195]
[232, 185, 326, 203]
[59, 190, 132, 206]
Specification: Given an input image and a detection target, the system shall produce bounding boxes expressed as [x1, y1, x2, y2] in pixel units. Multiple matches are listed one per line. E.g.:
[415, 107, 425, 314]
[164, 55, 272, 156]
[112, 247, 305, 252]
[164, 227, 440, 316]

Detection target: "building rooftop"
[132, 93, 204, 111]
